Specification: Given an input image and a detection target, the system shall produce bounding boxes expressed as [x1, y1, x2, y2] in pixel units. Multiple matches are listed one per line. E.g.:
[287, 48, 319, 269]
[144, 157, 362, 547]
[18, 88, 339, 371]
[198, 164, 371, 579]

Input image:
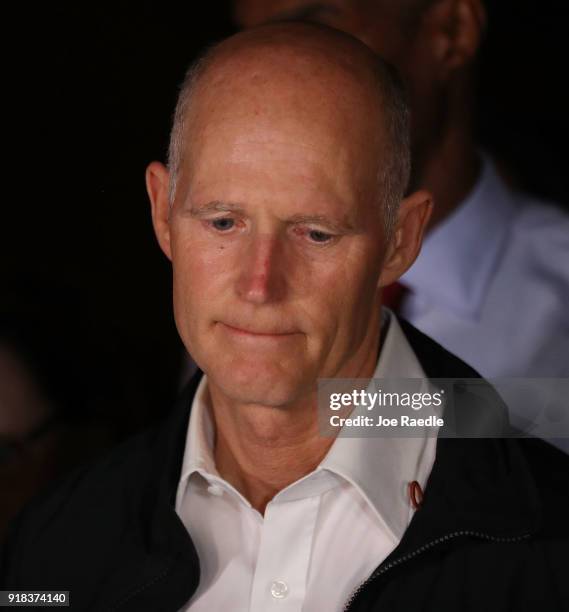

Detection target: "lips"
[219, 322, 298, 337]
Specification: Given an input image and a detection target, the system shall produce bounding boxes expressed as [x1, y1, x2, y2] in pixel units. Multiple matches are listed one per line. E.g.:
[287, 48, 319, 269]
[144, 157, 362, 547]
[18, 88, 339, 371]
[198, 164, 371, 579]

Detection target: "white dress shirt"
[401, 156, 569, 379]
[400, 157, 569, 451]
[175, 312, 438, 611]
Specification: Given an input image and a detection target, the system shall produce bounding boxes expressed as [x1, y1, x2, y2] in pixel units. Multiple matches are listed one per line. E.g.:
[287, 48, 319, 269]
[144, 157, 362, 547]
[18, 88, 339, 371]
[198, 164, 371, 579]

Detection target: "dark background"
[2, 0, 567, 439]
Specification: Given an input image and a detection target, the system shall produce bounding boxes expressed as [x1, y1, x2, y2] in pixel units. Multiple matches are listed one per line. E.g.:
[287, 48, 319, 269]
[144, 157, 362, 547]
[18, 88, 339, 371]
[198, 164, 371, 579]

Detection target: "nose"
[235, 233, 287, 304]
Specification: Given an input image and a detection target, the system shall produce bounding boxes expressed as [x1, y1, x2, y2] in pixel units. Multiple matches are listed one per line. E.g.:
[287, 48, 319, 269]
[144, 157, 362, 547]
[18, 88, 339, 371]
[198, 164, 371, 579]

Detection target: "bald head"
[167, 22, 410, 229]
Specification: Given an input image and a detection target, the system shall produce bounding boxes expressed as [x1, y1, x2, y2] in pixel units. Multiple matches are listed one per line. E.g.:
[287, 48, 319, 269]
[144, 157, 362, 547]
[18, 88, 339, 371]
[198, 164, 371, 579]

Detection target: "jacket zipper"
[342, 530, 531, 611]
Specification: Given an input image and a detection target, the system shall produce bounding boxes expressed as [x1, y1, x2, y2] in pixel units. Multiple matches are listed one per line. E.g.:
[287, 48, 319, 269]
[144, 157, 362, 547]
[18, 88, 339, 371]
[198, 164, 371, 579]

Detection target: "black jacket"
[1, 322, 568, 611]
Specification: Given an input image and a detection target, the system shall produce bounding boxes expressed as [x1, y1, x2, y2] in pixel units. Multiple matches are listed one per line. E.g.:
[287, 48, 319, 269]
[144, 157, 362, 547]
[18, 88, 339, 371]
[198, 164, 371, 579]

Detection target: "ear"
[146, 161, 172, 261]
[427, 0, 486, 77]
[378, 189, 433, 288]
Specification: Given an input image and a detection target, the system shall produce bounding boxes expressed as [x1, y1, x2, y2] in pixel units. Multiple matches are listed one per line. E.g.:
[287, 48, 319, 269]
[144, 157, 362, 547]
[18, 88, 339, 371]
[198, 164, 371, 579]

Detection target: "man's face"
[167, 59, 389, 408]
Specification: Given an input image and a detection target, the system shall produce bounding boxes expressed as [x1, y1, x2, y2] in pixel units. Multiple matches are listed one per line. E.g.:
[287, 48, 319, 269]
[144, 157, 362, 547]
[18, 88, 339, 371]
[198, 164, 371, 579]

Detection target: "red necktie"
[381, 281, 408, 314]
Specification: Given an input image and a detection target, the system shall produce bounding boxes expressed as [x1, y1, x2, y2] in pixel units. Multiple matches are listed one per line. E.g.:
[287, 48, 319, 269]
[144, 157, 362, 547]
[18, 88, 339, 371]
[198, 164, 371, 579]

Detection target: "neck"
[212, 397, 332, 515]
[208, 319, 381, 514]
[416, 78, 482, 231]
[420, 128, 481, 231]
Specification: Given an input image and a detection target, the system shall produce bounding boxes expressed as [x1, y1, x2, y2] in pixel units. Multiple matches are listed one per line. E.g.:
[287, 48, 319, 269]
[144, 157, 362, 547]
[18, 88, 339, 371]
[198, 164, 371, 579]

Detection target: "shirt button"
[207, 483, 224, 497]
[270, 580, 289, 599]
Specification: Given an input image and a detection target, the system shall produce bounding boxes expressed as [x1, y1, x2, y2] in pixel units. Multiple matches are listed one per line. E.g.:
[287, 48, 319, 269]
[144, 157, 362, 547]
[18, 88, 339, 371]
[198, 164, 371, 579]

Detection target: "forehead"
[182, 50, 385, 216]
[185, 136, 380, 236]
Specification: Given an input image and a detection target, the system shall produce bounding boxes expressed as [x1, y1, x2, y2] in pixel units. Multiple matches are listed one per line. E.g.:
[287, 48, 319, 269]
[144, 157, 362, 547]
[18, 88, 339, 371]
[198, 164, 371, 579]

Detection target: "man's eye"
[211, 218, 235, 231]
[308, 229, 333, 243]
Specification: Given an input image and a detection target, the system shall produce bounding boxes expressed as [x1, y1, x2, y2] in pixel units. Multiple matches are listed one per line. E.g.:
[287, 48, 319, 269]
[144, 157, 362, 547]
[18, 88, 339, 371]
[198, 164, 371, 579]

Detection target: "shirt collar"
[176, 310, 435, 541]
[178, 376, 218, 481]
[320, 311, 436, 541]
[401, 156, 518, 318]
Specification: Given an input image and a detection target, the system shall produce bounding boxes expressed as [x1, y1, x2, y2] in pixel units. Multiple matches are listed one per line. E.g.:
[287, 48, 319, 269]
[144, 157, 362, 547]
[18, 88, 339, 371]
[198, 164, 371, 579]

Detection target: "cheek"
[169, 230, 235, 341]
[171, 226, 236, 293]
[329, 270, 379, 328]
[306, 248, 383, 344]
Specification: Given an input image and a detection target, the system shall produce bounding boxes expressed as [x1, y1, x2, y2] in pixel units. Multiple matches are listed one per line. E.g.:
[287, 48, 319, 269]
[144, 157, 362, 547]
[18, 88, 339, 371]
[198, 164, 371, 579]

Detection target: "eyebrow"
[266, 3, 341, 24]
[187, 202, 356, 232]
[187, 201, 246, 217]
[287, 213, 356, 233]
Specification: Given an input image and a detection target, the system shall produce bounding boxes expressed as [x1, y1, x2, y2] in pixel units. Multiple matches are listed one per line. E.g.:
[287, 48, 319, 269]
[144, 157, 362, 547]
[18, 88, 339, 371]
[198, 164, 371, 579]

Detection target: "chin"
[207, 356, 312, 408]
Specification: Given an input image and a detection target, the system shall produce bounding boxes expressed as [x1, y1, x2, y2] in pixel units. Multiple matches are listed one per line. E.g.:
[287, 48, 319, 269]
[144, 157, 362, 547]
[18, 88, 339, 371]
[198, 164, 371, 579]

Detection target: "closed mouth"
[219, 322, 297, 337]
